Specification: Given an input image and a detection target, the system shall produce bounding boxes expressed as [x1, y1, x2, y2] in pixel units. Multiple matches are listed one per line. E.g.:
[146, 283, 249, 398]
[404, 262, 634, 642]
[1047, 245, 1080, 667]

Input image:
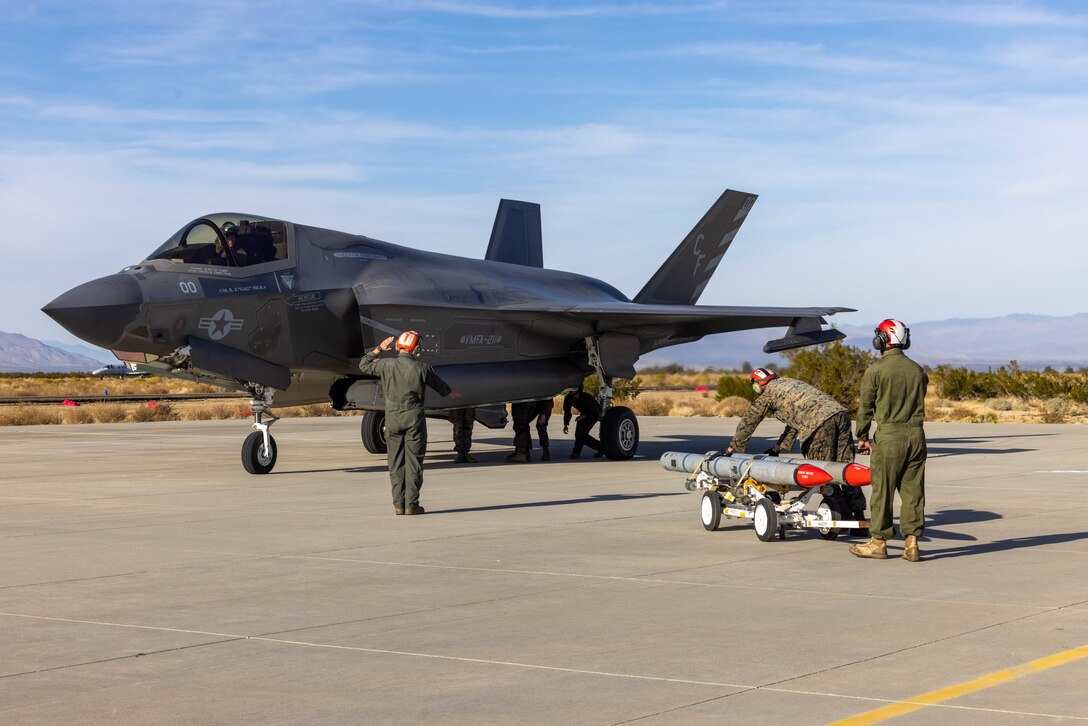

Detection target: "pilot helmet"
[221, 222, 237, 237]
[396, 330, 421, 352]
[749, 367, 778, 395]
[873, 319, 910, 351]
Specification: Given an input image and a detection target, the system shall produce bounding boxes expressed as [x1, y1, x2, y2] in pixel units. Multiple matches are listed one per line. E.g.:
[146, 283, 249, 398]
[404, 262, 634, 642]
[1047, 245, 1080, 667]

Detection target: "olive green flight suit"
[359, 349, 452, 509]
[855, 348, 928, 541]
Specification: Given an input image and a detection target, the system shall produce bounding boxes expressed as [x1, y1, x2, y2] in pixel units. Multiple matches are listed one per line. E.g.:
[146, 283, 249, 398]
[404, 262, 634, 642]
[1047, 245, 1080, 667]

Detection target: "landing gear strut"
[585, 336, 639, 460]
[242, 386, 279, 474]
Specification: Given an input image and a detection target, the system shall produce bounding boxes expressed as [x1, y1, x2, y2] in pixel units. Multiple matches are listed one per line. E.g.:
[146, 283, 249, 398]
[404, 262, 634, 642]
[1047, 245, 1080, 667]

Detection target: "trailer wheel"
[700, 490, 722, 531]
[753, 498, 778, 542]
[816, 499, 842, 540]
[765, 490, 782, 505]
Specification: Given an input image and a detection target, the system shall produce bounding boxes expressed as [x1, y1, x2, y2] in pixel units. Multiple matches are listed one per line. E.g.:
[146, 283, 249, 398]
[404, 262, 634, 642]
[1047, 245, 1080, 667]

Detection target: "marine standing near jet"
[850, 319, 928, 562]
[450, 408, 476, 463]
[533, 399, 553, 461]
[506, 401, 536, 463]
[563, 387, 603, 458]
[359, 331, 455, 515]
[725, 369, 867, 526]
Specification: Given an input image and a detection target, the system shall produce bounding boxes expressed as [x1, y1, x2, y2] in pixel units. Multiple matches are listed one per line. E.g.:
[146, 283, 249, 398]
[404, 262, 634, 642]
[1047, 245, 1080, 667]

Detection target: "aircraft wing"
[497, 301, 852, 349]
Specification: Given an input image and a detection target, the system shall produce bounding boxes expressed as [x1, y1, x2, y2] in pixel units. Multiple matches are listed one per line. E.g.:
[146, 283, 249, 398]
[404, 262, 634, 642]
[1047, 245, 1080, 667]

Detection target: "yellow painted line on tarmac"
[828, 643, 1088, 725]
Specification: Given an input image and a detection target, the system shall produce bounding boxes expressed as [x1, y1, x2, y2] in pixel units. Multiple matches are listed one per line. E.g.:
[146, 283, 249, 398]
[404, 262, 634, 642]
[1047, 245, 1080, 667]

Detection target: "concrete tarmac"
[1, 417, 1086, 724]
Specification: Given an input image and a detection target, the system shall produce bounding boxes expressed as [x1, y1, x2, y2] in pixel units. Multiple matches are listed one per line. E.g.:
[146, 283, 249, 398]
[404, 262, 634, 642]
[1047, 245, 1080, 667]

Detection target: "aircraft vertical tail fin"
[485, 199, 543, 268]
[633, 190, 757, 305]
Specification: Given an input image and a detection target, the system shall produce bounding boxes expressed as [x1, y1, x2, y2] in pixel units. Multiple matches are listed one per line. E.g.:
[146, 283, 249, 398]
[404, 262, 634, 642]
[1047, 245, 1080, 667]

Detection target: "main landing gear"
[585, 336, 639, 460]
[360, 410, 387, 454]
[241, 386, 279, 474]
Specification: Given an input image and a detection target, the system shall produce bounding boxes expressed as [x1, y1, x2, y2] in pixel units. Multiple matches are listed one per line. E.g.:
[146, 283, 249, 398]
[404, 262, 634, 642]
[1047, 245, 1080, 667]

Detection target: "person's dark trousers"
[511, 402, 534, 452]
[572, 416, 601, 456]
[803, 411, 867, 519]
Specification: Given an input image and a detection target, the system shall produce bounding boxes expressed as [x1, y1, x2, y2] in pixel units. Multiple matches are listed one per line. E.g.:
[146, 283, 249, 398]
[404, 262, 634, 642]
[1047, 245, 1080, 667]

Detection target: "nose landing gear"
[242, 387, 279, 474]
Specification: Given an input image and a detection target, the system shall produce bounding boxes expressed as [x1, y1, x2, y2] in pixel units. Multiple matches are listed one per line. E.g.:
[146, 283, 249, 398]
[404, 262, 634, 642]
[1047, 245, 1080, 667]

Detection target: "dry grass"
[0, 397, 363, 426]
[0, 374, 221, 398]
[2, 374, 1085, 426]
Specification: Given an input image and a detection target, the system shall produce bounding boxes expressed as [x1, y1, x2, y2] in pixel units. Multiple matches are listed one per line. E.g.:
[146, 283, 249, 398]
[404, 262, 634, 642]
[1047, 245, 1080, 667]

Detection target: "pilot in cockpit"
[216, 222, 248, 267]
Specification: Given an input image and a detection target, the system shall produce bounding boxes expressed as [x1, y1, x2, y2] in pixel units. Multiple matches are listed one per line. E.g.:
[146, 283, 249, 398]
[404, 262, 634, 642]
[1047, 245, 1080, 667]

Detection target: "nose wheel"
[242, 387, 279, 475]
[242, 430, 278, 474]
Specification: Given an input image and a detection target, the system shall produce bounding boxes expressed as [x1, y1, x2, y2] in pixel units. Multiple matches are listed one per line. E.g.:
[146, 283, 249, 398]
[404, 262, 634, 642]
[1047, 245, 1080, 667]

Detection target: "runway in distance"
[43, 189, 850, 474]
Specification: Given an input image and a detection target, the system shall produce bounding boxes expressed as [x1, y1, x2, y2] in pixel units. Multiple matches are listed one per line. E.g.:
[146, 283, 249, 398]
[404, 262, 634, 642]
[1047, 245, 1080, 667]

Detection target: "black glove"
[763, 448, 779, 456]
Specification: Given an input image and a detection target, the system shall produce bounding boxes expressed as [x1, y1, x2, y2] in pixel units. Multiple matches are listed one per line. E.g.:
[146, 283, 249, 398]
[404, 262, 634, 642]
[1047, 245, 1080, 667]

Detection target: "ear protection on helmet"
[749, 367, 777, 394]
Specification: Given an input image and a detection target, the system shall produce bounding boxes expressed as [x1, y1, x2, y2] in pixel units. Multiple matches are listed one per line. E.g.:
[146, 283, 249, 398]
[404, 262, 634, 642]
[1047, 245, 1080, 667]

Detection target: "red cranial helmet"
[749, 367, 777, 394]
[873, 319, 910, 351]
[396, 330, 420, 352]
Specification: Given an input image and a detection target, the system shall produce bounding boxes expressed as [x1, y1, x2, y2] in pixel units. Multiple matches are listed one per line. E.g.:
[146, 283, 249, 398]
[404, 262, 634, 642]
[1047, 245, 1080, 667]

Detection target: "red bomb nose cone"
[844, 463, 870, 487]
[794, 464, 833, 487]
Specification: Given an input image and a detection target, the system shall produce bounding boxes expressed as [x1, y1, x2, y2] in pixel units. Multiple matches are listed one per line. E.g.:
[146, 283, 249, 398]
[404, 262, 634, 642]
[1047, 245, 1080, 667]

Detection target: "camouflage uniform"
[855, 349, 928, 541]
[532, 399, 553, 459]
[563, 390, 602, 457]
[510, 401, 536, 456]
[450, 408, 475, 458]
[359, 348, 451, 510]
[730, 378, 866, 518]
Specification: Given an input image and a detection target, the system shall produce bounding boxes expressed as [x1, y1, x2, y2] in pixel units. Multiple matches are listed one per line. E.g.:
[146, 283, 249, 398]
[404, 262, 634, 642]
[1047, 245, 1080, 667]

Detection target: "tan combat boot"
[505, 449, 530, 463]
[902, 534, 920, 562]
[849, 537, 888, 559]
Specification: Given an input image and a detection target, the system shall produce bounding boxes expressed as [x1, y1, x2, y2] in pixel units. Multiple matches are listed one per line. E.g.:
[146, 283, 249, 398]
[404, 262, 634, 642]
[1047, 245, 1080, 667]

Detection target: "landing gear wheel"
[242, 431, 277, 475]
[600, 406, 639, 460]
[816, 498, 842, 540]
[361, 410, 387, 454]
[753, 498, 779, 542]
[700, 491, 723, 531]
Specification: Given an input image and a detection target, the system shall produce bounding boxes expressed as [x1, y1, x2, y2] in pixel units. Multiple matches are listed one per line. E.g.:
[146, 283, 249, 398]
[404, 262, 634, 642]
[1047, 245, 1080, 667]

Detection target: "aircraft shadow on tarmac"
[435, 491, 688, 515]
[925, 432, 1054, 458]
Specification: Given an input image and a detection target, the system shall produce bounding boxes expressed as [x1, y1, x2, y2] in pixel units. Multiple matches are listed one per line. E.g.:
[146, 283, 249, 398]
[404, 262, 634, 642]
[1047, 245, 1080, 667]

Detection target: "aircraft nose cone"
[42, 274, 143, 349]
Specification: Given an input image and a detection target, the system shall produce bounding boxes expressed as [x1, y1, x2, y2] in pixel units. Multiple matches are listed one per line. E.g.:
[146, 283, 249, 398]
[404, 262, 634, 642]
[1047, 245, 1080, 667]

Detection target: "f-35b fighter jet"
[44, 189, 849, 474]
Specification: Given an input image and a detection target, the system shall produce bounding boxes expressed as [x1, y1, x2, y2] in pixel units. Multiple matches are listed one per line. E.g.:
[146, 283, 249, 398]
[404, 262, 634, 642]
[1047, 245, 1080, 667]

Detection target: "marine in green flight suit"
[359, 332, 454, 515]
[851, 319, 928, 561]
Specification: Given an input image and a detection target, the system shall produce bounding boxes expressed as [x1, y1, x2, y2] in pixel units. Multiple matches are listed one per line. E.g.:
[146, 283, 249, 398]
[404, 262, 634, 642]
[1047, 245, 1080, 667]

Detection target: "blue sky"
[2, 0, 1086, 343]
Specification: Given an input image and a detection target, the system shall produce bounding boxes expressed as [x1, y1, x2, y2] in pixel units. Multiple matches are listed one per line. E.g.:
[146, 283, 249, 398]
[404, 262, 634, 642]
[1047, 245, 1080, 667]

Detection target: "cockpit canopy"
[149, 214, 289, 268]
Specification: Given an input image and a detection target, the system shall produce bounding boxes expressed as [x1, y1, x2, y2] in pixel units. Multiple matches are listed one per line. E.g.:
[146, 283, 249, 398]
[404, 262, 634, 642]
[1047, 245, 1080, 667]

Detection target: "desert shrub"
[630, 396, 671, 416]
[1040, 399, 1067, 423]
[934, 365, 993, 399]
[289, 403, 349, 417]
[1068, 376, 1088, 404]
[581, 374, 641, 402]
[177, 403, 231, 421]
[61, 407, 97, 424]
[782, 342, 878, 415]
[0, 405, 62, 425]
[128, 402, 178, 422]
[715, 375, 756, 402]
[949, 405, 975, 421]
[671, 399, 719, 417]
[89, 403, 129, 423]
[716, 396, 749, 417]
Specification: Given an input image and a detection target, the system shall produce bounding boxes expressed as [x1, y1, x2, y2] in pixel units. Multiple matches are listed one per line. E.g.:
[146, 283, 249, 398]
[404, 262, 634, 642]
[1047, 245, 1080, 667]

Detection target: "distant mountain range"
[4, 312, 1085, 373]
[637, 313, 1088, 371]
[0, 332, 112, 373]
